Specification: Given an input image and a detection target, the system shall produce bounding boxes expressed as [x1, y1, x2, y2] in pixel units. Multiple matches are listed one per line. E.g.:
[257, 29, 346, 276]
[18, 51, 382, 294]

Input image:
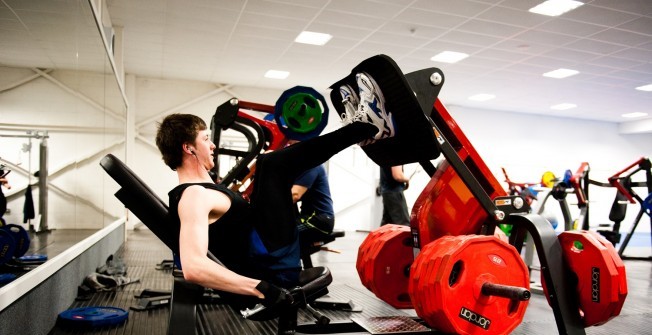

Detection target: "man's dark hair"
[156, 113, 207, 170]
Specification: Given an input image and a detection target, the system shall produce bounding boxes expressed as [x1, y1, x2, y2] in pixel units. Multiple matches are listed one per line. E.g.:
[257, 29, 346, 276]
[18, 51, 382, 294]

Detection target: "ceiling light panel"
[621, 112, 648, 118]
[543, 68, 579, 78]
[529, 0, 584, 17]
[430, 51, 469, 63]
[635, 84, 652, 91]
[550, 103, 577, 110]
[295, 31, 332, 46]
[264, 70, 289, 79]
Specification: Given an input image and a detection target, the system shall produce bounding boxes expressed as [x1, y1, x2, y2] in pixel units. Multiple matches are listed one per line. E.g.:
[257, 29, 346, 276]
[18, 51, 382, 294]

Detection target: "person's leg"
[249, 122, 376, 251]
[396, 191, 410, 225]
[382, 192, 410, 226]
[381, 194, 390, 226]
[264, 122, 376, 179]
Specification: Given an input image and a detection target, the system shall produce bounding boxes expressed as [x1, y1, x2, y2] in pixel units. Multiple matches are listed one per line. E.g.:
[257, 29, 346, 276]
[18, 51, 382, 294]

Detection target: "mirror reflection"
[0, 0, 126, 270]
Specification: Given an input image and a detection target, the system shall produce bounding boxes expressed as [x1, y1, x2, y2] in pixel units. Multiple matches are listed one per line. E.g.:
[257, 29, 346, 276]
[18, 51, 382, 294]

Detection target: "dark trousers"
[381, 191, 410, 226]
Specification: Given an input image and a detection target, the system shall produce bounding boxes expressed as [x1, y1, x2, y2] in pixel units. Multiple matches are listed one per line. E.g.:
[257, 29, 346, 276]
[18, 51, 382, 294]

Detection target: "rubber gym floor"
[48, 229, 651, 335]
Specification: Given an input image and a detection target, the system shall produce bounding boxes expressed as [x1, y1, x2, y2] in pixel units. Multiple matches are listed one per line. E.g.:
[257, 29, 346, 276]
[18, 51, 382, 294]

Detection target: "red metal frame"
[220, 100, 289, 197]
[235, 103, 288, 151]
[570, 162, 590, 207]
[608, 157, 647, 204]
[411, 99, 507, 246]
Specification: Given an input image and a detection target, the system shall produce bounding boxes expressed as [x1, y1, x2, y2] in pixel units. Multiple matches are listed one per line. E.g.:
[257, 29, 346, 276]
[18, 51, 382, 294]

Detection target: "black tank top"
[168, 183, 252, 273]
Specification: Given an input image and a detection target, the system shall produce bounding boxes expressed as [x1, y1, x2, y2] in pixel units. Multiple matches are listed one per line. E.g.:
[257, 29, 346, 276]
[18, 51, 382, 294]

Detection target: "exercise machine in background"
[501, 164, 595, 295]
[589, 157, 651, 260]
[503, 157, 650, 272]
[505, 163, 591, 233]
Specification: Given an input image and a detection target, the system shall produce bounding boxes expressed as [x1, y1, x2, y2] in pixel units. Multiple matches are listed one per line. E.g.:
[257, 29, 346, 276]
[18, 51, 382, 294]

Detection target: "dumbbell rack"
[404, 68, 586, 335]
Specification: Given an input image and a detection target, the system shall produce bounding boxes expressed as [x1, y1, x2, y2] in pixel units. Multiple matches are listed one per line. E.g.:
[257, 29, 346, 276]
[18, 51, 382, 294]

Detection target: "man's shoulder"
[296, 165, 323, 183]
[171, 182, 230, 196]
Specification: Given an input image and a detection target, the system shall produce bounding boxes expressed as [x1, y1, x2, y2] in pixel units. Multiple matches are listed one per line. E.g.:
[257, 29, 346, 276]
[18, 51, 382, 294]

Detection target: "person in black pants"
[379, 165, 410, 226]
[155, 72, 395, 308]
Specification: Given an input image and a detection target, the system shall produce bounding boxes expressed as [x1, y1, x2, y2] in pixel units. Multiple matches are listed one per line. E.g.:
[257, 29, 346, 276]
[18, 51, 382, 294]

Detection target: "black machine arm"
[211, 98, 266, 187]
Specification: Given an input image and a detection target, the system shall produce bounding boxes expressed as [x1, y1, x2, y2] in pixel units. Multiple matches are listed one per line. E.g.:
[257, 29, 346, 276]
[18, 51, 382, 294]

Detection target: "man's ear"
[184, 144, 195, 155]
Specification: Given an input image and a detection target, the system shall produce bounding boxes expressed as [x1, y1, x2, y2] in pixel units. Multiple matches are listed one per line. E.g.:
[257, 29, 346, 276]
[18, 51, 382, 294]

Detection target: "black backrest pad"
[330, 54, 440, 167]
[608, 191, 628, 223]
[100, 154, 180, 253]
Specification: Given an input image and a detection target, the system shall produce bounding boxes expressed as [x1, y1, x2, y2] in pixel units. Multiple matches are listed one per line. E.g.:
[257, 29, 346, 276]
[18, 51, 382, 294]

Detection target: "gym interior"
[0, 1, 651, 334]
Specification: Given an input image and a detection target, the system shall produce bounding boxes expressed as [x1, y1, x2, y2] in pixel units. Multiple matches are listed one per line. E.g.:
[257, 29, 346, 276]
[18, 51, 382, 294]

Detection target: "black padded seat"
[298, 266, 332, 298]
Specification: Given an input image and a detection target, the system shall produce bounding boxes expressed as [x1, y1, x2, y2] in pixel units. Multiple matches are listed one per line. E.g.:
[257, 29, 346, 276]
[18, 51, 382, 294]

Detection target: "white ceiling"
[2, 0, 652, 128]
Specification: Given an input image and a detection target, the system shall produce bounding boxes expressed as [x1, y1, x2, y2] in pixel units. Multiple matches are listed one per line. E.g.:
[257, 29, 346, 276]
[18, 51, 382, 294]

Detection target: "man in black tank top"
[155, 72, 396, 309]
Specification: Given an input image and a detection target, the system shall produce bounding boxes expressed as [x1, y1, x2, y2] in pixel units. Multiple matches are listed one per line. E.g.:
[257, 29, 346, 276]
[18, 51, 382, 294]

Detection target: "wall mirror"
[0, 0, 127, 289]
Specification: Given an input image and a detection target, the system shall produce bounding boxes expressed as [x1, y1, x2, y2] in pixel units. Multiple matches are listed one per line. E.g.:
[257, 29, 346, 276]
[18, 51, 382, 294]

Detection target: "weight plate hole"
[288, 117, 301, 129]
[508, 298, 519, 315]
[398, 293, 411, 302]
[449, 260, 463, 287]
[303, 96, 317, 108]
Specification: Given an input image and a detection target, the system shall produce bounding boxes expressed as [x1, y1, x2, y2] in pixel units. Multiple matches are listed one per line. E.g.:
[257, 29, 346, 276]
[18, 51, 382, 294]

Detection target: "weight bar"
[481, 282, 530, 301]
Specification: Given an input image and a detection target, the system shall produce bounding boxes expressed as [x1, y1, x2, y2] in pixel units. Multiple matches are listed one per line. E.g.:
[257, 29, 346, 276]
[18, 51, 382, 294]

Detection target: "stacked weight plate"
[409, 235, 530, 335]
[356, 224, 414, 308]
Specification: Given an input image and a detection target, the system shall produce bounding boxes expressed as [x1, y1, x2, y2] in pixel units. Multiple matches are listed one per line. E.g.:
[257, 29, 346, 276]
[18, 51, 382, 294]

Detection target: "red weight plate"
[410, 236, 468, 318]
[358, 228, 395, 292]
[557, 231, 622, 327]
[356, 224, 413, 308]
[410, 162, 489, 246]
[410, 235, 529, 335]
[541, 230, 628, 322]
[586, 231, 627, 320]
